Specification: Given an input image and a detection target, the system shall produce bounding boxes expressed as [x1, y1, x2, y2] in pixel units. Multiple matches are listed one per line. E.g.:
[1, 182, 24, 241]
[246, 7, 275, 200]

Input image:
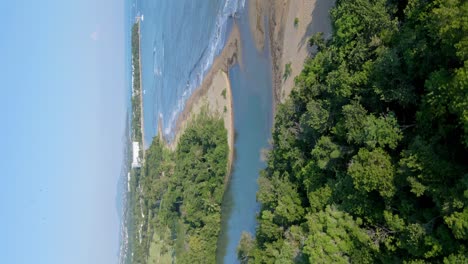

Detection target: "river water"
[217, 6, 274, 264]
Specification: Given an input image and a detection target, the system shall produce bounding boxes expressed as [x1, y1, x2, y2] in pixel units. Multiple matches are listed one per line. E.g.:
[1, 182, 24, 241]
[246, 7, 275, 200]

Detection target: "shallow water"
[217, 7, 274, 264]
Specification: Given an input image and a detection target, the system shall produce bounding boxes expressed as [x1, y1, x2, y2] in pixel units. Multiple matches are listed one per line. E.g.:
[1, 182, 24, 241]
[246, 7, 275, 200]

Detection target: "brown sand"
[280, 0, 334, 101]
[268, 0, 290, 106]
[248, 0, 267, 51]
[168, 24, 241, 178]
[249, 0, 334, 105]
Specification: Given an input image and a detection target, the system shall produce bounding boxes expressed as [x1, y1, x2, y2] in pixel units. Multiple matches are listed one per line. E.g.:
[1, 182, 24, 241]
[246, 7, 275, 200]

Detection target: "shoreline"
[248, 0, 289, 107]
[268, 0, 290, 105]
[156, 0, 334, 201]
[168, 23, 241, 181]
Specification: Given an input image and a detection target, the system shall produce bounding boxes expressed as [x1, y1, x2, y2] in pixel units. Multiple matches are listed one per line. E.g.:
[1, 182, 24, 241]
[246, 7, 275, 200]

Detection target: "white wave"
[162, 0, 245, 139]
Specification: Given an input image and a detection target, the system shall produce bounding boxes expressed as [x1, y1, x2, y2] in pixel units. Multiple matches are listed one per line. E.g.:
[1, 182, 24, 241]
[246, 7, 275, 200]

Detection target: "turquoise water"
[217, 7, 274, 264]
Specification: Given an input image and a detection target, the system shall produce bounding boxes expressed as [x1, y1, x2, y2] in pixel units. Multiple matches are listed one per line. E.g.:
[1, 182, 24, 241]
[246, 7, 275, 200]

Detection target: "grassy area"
[147, 229, 173, 264]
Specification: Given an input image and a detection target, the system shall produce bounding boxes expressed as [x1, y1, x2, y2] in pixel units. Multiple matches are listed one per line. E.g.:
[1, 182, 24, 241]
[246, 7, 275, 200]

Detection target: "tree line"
[239, 0, 467, 263]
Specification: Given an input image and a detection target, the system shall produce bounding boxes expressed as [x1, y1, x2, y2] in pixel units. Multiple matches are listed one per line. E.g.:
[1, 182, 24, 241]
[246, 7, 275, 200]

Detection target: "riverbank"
[170, 23, 241, 180]
[249, 0, 334, 104]
[168, 0, 333, 183]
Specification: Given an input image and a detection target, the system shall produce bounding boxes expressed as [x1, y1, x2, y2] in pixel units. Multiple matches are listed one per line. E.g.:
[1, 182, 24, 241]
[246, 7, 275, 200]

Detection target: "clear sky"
[0, 0, 127, 263]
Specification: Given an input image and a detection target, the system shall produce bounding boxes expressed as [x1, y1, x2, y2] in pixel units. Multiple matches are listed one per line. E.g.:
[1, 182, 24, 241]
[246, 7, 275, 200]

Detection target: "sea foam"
[162, 0, 245, 139]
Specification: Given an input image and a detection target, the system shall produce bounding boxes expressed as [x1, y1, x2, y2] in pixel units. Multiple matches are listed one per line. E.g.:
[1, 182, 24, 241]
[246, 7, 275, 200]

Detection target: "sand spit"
[169, 23, 241, 178]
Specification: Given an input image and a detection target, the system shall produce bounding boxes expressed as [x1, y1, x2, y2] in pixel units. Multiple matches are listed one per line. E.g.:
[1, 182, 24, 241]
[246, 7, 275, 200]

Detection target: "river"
[217, 5, 274, 263]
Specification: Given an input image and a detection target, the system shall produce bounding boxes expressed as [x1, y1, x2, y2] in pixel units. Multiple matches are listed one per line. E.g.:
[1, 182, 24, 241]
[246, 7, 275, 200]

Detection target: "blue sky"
[0, 0, 127, 263]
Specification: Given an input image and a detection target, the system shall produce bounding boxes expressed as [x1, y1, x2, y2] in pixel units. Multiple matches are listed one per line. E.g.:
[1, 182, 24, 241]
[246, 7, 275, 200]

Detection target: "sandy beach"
[169, 24, 241, 178]
[279, 0, 334, 101]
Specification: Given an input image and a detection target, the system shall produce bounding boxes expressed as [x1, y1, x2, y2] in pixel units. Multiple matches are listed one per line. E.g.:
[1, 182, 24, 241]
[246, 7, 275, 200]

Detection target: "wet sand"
[169, 24, 241, 177]
[280, 0, 334, 100]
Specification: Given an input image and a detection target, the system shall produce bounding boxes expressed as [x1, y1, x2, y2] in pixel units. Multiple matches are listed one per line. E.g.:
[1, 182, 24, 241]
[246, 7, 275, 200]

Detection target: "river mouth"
[216, 5, 274, 263]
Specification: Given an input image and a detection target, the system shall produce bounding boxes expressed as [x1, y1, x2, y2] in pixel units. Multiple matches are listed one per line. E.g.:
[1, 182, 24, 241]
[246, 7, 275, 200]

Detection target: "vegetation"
[244, 0, 468, 263]
[294, 17, 299, 28]
[126, 22, 145, 264]
[221, 88, 227, 99]
[283, 62, 292, 81]
[127, 20, 229, 264]
[128, 109, 229, 263]
[131, 22, 142, 144]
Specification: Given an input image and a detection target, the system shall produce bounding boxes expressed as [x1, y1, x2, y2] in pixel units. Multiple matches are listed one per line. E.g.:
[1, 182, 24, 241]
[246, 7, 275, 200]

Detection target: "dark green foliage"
[284, 63, 292, 80]
[308, 32, 326, 52]
[221, 88, 227, 99]
[128, 111, 229, 263]
[248, 0, 468, 263]
[348, 148, 395, 198]
[303, 206, 376, 263]
[131, 22, 142, 144]
[238, 232, 255, 263]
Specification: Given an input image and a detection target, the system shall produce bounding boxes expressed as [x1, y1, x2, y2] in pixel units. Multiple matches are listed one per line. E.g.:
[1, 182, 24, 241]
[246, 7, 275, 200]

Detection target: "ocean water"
[136, 0, 245, 145]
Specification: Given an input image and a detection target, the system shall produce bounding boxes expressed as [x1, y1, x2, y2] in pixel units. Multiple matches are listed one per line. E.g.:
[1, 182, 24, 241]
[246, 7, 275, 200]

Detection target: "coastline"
[165, 0, 327, 192]
[169, 23, 241, 181]
[166, 0, 333, 178]
[125, 1, 336, 262]
[124, 18, 145, 264]
[137, 19, 145, 155]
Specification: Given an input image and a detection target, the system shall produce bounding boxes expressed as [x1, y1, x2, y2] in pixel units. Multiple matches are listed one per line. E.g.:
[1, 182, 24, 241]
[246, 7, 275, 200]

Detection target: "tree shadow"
[298, 0, 335, 55]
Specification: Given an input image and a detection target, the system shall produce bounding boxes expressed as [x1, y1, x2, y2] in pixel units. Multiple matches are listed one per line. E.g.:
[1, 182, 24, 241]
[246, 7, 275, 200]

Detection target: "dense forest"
[129, 111, 229, 263]
[239, 0, 467, 263]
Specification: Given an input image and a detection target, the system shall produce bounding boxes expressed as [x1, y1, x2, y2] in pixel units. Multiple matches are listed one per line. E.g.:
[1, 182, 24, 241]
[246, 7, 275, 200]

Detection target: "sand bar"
[169, 23, 241, 179]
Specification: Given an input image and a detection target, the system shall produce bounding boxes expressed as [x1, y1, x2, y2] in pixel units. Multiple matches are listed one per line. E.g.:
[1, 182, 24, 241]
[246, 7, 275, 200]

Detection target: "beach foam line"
[161, 0, 245, 140]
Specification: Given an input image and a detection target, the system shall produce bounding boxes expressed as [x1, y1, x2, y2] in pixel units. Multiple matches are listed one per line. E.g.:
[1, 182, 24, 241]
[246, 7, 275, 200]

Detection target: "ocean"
[136, 0, 245, 145]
